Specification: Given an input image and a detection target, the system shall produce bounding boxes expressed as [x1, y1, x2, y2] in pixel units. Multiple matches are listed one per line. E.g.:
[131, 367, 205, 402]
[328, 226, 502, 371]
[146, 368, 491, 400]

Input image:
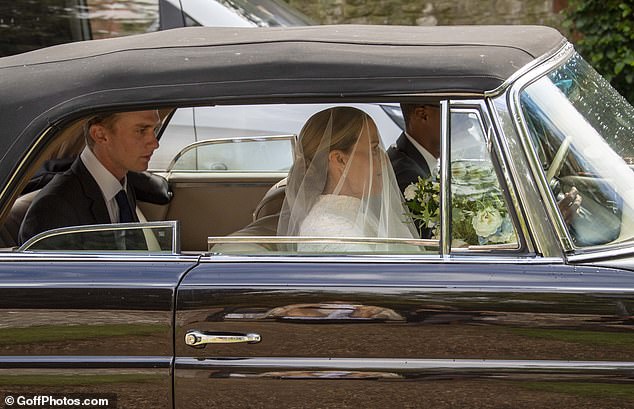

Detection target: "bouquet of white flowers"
[404, 161, 516, 246]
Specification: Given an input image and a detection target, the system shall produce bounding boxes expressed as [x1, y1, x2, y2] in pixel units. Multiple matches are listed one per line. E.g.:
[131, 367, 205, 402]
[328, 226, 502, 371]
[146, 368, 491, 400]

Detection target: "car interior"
[0, 101, 532, 255]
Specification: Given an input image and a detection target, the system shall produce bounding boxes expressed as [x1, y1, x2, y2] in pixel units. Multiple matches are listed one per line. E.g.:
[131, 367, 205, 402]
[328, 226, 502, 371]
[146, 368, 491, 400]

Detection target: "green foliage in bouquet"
[404, 161, 516, 246]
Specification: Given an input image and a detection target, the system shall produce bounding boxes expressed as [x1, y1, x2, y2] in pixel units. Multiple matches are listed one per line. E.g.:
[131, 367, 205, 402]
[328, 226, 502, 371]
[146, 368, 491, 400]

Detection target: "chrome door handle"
[185, 330, 261, 347]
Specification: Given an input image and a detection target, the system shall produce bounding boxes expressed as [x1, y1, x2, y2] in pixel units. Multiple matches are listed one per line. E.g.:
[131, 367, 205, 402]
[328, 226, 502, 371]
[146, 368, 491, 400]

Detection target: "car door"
[172, 102, 634, 408]
[0, 223, 199, 408]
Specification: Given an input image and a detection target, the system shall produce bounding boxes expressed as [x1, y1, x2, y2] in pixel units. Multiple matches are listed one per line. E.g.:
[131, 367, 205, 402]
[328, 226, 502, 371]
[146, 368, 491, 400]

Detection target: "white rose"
[404, 184, 417, 201]
[471, 208, 503, 238]
[489, 218, 515, 243]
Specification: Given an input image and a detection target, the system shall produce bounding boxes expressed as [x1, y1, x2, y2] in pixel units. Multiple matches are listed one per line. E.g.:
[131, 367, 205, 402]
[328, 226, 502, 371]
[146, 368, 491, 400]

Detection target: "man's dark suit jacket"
[387, 133, 434, 239]
[387, 133, 432, 193]
[18, 157, 140, 249]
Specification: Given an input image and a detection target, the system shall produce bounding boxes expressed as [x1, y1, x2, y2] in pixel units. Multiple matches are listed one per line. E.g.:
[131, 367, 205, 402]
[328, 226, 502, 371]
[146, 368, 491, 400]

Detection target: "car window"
[0, 0, 160, 57]
[175, 0, 313, 28]
[520, 54, 634, 248]
[168, 136, 294, 172]
[19, 222, 178, 254]
[85, 0, 159, 40]
[151, 104, 402, 172]
[204, 103, 521, 257]
[6, 104, 521, 257]
[450, 110, 519, 250]
[0, 0, 88, 57]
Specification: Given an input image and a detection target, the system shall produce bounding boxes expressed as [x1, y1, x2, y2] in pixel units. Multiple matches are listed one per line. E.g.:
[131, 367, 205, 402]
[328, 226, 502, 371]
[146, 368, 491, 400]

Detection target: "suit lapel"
[71, 158, 112, 223]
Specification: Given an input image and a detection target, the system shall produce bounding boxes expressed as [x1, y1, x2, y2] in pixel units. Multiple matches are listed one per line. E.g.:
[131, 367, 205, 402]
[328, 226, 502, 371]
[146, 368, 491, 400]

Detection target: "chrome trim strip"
[0, 356, 172, 367]
[202, 254, 561, 264]
[166, 134, 296, 173]
[0, 254, 197, 262]
[179, 283, 634, 292]
[484, 39, 570, 98]
[567, 245, 634, 263]
[208, 235, 438, 250]
[176, 357, 634, 371]
[440, 100, 451, 257]
[19, 220, 180, 254]
[507, 43, 577, 254]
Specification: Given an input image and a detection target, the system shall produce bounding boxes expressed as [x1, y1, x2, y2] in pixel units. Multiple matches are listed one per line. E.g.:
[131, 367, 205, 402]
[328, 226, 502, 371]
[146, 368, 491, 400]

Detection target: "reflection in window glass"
[0, 0, 158, 57]
[450, 111, 518, 249]
[21, 223, 175, 253]
[86, 0, 158, 39]
[217, 0, 313, 27]
[0, 0, 88, 57]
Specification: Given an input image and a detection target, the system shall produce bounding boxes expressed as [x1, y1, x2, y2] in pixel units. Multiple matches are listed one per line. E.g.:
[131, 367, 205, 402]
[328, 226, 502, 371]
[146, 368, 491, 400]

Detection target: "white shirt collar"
[404, 132, 438, 173]
[80, 146, 127, 201]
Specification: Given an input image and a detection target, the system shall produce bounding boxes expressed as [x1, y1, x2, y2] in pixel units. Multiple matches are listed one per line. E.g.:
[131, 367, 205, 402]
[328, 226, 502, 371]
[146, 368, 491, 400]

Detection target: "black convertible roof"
[0, 24, 566, 184]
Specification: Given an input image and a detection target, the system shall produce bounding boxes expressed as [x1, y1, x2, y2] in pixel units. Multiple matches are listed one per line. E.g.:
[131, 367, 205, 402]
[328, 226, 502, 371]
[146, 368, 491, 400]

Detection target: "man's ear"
[89, 124, 108, 145]
[413, 106, 428, 121]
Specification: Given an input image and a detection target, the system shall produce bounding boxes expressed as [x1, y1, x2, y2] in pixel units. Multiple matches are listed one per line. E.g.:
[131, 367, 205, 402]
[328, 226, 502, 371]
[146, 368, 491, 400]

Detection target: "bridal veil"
[277, 106, 417, 248]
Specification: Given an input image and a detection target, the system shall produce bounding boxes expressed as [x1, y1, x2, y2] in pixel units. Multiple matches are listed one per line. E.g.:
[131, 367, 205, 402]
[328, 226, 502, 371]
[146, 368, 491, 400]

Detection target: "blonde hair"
[299, 107, 372, 166]
[83, 112, 120, 148]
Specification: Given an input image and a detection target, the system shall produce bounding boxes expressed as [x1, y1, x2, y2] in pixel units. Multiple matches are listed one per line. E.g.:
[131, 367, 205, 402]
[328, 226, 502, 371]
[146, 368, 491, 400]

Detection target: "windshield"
[519, 52, 634, 248]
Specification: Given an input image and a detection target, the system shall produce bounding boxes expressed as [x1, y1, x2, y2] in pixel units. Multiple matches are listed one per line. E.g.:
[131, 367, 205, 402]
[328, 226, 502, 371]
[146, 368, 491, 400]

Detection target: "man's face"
[98, 110, 160, 179]
[424, 105, 441, 137]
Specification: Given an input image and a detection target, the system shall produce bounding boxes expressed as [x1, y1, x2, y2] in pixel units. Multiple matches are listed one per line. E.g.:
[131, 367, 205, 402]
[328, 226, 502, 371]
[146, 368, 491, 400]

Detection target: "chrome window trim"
[0, 254, 199, 262]
[448, 101, 531, 254]
[567, 245, 634, 263]
[484, 39, 570, 98]
[488, 96, 563, 258]
[166, 134, 296, 173]
[439, 100, 451, 257]
[208, 235, 438, 250]
[202, 254, 562, 264]
[18, 220, 180, 254]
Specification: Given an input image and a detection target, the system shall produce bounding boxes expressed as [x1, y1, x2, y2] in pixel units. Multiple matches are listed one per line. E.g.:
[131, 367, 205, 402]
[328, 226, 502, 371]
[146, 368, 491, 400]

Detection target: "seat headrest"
[253, 177, 287, 221]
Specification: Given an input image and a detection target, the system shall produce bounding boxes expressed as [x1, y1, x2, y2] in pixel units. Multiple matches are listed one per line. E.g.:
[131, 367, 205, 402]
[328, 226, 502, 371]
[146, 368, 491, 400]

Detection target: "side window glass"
[19, 222, 178, 254]
[85, 0, 159, 40]
[0, 0, 88, 57]
[168, 136, 294, 172]
[450, 110, 519, 249]
[150, 108, 196, 171]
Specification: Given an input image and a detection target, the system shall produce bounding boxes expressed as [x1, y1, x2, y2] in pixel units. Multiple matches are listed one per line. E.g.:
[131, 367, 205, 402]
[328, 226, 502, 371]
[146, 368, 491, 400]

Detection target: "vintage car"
[0, 25, 633, 408]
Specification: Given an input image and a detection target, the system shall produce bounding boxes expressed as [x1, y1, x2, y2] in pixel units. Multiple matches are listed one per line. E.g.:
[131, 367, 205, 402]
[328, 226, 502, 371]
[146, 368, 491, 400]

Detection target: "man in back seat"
[19, 110, 161, 248]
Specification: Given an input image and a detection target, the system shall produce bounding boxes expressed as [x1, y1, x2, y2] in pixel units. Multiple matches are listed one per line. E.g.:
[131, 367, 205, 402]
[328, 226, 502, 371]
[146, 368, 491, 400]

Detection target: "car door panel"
[174, 261, 634, 408]
[0, 258, 198, 408]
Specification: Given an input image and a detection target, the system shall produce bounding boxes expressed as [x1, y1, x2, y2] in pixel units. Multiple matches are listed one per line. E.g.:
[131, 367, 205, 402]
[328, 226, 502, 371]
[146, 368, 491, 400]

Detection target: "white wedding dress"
[298, 194, 376, 252]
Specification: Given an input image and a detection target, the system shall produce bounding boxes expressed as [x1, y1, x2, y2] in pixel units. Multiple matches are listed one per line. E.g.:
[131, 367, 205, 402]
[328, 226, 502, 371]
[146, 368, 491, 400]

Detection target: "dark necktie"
[115, 189, 135, 223]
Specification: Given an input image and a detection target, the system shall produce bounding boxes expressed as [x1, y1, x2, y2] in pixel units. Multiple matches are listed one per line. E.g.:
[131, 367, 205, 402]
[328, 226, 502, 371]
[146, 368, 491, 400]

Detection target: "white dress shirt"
[80, 146, 128, 223]
[404, 132, 438, 173]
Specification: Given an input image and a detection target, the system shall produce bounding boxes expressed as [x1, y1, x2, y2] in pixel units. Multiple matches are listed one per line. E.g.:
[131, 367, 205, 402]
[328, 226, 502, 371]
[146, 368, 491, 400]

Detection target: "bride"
[277, 106, 417, 252]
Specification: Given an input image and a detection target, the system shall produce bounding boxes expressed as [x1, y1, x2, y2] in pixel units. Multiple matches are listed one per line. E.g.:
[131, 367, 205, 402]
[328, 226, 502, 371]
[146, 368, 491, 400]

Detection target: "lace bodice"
[298, 194, 373, 252]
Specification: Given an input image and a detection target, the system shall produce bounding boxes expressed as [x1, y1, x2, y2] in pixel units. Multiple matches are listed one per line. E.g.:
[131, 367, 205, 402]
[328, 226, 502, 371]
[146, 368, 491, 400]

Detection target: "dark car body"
[0, 25, 633, 408]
